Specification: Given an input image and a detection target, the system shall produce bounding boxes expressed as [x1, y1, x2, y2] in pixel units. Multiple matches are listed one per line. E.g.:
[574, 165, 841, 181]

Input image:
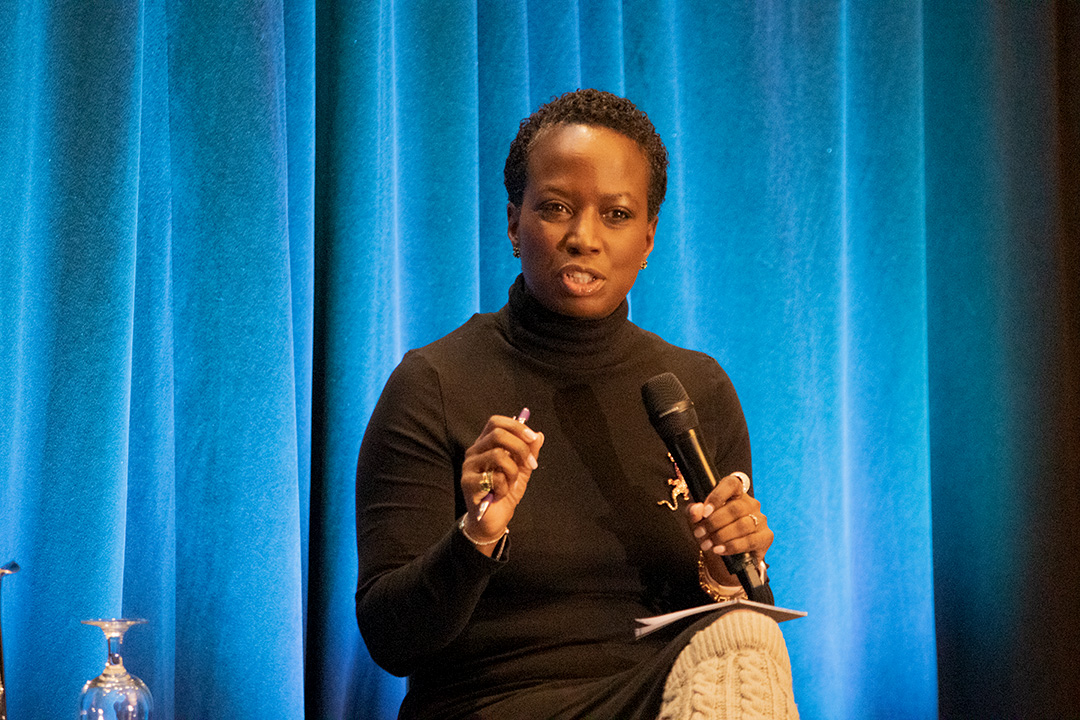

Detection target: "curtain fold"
[1, 0, 149, 707]
[1, 1, 1076, 718]
[166, 0, 309, 713]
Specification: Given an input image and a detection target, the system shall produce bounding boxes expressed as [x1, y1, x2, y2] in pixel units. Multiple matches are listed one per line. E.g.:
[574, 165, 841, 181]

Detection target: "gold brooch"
[657, 453, 690, 510]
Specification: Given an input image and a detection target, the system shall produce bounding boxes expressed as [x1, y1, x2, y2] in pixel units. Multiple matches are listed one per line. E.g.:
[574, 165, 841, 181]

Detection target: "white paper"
[634, 598, 807, 638]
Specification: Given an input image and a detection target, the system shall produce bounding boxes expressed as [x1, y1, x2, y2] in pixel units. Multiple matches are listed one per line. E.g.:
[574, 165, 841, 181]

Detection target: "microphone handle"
[668, 429, 774, 605]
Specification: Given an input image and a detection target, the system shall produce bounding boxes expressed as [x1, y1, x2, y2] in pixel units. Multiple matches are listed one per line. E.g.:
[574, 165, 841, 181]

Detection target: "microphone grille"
[641, 372, 688, 412]
[641, 372, 699, 437]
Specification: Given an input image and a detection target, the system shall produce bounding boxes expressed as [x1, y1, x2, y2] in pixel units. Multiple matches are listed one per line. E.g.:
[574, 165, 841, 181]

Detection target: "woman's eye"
[607, 208, 632, 222]
[538, 202, 569, 217]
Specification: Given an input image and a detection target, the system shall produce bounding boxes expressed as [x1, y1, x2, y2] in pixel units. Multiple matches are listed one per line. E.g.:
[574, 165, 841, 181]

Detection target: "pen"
[475, 408, 530, 521]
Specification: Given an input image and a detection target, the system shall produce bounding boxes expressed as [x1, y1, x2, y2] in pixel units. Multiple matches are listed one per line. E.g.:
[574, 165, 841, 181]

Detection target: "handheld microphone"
[641, 372, 773, 605]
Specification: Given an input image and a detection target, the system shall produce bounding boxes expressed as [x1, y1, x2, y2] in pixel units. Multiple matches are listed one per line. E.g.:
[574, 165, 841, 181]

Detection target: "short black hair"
[504, 88, 669, 219]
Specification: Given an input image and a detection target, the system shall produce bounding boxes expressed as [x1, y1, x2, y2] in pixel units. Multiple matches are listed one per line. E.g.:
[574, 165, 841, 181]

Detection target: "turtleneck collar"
[502, 275, 636, 370]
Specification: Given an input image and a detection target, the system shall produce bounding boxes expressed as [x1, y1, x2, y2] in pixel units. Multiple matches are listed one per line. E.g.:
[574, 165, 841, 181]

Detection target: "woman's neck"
[503, 275, 634, 370]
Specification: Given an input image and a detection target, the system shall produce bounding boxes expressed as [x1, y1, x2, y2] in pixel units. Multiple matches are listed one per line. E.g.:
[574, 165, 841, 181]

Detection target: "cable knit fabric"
[658, 610, 799, 720]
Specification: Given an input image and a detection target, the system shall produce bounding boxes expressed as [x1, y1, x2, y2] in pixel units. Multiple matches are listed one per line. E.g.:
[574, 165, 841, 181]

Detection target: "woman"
[356, 89, 796, 719]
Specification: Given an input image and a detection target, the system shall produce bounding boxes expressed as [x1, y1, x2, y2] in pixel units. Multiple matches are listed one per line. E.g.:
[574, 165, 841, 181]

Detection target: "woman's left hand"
[686, 473, 773, 583]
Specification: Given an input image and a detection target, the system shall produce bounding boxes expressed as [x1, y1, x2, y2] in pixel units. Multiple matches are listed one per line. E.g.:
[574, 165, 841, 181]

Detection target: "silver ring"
[732, 471, 751, 494]
[479, 470, 494, 493]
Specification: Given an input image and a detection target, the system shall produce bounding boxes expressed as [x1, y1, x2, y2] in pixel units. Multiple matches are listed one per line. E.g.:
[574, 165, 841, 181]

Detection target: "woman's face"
[508, 123, 657, 319]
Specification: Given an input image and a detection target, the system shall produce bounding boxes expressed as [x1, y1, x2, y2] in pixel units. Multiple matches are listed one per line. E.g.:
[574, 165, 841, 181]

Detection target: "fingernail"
[702, 504, 715, 517]
[693, 527, 706, 539]
[527, 454, 538, 469]
[700, 539, 713, 552]
[523, 427, 538, 441]
[712, 545, 726, 555]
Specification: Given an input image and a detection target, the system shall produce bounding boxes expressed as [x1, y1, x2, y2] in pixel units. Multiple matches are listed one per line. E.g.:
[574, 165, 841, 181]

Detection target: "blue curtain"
[1, 1, 1076, 718]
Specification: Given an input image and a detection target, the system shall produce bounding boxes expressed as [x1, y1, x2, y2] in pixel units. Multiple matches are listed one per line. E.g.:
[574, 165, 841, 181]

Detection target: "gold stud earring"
[640, 260, 648, 270]
[513, 246, 521, 258]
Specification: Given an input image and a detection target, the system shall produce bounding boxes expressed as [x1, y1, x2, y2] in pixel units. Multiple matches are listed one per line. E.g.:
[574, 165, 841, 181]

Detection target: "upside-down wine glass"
[78, 619, 153, 720]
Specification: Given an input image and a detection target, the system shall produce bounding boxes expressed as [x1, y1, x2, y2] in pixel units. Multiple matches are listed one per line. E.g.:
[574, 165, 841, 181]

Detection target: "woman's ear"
[507, 202, 521, 250]
[643, 214, 658, 261]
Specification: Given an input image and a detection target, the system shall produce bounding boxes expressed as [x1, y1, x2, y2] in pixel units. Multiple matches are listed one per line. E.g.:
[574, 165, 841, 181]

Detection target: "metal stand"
[0, 561, 19, 720]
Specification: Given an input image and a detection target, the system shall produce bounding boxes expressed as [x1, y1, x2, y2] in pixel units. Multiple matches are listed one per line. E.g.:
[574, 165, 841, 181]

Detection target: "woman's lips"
[560, 267, 605, 295]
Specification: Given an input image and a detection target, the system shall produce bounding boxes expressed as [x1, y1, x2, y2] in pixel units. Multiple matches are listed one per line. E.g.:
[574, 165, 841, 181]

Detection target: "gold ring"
[479, 470, 494, 493]
[749, 514, 759, 528]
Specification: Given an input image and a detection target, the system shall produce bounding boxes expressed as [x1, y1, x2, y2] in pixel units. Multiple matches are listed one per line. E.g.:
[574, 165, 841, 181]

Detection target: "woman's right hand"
[459, 414, 544, 554]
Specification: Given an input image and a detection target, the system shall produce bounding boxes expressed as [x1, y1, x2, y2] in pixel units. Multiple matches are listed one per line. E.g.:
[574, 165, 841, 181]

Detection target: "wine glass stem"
[107, 635, 123, 667]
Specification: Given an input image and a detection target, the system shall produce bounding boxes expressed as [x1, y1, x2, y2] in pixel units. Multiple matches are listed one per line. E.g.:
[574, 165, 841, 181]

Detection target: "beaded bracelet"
[458, 514, 509, 546]
[697, 553, 747, 602]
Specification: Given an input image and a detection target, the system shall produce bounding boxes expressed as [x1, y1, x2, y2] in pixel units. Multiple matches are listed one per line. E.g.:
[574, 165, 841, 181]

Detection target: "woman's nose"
[564, 213, 602, 254]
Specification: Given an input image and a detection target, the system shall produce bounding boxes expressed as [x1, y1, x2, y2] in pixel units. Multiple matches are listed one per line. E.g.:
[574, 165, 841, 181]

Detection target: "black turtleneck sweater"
[356, 277, 752, 719]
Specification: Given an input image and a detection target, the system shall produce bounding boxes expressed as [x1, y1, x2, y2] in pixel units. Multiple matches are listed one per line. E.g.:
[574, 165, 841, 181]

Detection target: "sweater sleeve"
[355, 351, 505, 676]
[702, 359, 753, 491]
